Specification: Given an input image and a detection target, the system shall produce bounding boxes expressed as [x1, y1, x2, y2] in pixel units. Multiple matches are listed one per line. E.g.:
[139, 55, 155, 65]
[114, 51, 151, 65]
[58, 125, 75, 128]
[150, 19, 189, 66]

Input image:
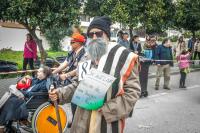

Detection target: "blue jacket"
[22, 78, 48, 98]
[155, 44, 173, 66]
[188, 39, 194, 50]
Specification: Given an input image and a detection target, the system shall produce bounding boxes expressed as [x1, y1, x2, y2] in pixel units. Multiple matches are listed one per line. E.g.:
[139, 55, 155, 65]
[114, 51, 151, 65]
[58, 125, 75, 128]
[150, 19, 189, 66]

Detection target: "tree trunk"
[129, 26, 133, 41]
[20, 22, 47, 64]
[29, 30, 47, 64]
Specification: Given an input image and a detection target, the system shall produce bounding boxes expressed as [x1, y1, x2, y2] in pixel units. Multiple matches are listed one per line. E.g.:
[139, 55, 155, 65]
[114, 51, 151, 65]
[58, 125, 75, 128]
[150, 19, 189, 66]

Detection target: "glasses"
[88, 31, 104, 38]
[70, 41, 77, 44]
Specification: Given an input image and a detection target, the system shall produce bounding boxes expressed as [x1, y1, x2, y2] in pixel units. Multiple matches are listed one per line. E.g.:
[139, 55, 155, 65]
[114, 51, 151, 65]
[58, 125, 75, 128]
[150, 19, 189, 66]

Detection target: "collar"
[75, 46, 84, 56]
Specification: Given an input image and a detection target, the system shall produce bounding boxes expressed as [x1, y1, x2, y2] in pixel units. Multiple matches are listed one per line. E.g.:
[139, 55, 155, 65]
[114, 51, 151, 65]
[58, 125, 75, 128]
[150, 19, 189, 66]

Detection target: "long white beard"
[86, 39, 107, 62]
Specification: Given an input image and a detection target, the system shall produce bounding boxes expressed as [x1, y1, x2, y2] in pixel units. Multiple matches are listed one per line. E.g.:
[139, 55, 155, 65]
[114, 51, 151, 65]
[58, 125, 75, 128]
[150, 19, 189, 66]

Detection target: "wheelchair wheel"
[32, 102, 68, 133]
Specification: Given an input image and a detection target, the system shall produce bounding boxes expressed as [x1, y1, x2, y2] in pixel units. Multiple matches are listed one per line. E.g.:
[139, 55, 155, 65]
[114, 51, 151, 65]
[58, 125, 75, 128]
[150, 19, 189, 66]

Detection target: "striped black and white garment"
[88, 43, 139, 133]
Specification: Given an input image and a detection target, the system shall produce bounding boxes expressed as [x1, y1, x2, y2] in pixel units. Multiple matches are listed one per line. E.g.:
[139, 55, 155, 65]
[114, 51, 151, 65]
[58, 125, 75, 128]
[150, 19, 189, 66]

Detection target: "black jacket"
[130, 42, 142, 55]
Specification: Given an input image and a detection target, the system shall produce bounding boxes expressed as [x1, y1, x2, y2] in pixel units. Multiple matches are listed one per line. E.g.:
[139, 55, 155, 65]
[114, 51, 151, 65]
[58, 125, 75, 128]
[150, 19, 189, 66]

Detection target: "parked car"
[0, 60, 17, 72]
[56, 56, 67, 63]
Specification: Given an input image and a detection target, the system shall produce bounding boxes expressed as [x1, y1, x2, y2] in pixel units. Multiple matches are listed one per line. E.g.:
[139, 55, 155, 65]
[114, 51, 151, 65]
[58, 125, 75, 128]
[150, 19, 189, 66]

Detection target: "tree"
[175, 0, 200, 38]
[139, 0, 175, 34]
[84, 0, 175, 37]
[0, 0, 80, 62]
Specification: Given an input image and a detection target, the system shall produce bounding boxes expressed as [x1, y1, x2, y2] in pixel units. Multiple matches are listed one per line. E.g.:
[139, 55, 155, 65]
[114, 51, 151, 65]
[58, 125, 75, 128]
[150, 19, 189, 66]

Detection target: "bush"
[0, 51, 67, 70]
[0, 47, 13, 52]
[170, 36, 178, 42]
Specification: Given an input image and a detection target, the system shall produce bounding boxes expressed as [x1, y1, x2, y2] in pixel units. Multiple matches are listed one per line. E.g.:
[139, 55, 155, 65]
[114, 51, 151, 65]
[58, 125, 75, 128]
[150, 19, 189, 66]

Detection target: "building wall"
[0, 27, 50, 51]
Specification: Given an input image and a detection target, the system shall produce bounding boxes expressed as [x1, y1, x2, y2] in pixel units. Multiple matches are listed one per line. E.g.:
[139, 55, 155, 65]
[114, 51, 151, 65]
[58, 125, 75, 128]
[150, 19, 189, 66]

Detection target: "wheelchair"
[9, 78, 70, 133]
[6, 91, 69, 133]
[3, 91, 49, 133]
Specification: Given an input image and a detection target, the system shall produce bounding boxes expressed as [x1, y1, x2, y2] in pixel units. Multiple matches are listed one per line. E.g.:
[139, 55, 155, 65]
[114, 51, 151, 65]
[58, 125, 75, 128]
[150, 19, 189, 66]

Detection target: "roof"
[0, 21, 25, 29]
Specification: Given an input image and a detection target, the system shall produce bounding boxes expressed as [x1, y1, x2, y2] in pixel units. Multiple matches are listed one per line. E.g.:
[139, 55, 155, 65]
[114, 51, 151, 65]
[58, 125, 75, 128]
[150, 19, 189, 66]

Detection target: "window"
[80, 15, 90, 22]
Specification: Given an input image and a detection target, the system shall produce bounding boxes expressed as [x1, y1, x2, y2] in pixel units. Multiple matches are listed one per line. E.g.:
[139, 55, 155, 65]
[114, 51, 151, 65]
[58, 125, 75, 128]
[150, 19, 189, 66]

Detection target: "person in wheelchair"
[0, 66, 52, 133]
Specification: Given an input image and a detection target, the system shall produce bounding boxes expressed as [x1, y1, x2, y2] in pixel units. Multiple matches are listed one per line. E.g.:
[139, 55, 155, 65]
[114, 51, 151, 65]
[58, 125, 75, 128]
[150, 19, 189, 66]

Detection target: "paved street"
[0, 71, 200, 133]
[125, 71, 200, 133]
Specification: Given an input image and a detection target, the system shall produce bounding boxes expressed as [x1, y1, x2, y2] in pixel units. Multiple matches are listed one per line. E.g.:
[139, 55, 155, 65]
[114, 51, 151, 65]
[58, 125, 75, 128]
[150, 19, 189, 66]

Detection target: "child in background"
[178, 49, 191, 88]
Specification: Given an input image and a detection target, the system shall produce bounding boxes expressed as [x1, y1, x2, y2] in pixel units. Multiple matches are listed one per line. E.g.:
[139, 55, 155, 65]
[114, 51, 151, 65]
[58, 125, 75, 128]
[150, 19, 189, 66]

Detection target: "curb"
[148, 68, 200, 79]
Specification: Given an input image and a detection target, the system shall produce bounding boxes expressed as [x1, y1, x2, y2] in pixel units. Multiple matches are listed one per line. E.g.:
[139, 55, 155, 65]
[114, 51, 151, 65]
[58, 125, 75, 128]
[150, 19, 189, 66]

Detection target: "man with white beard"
[49, 16, 141, 133]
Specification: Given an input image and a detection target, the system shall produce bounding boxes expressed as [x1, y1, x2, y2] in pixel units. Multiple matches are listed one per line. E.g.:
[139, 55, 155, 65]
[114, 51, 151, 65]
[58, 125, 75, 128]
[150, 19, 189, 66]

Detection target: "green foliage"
[175, 0, 200, 37]
[44, 26, 67, 51]
[0, 0, 80, 58]
[170, 36, 179, 42]
[183, 31, 200, 39]
[84, 0, 175, 35]
[0, 50, 66, 70]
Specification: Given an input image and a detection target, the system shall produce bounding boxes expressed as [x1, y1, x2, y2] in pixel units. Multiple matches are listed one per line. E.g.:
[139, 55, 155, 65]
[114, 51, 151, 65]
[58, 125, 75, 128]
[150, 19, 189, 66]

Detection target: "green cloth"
[180, 67, 190, 74]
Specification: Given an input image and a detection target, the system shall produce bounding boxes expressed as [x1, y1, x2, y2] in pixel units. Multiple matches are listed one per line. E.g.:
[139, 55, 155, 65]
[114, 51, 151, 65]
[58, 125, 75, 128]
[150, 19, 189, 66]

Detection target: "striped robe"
[67, 43, 140, 133]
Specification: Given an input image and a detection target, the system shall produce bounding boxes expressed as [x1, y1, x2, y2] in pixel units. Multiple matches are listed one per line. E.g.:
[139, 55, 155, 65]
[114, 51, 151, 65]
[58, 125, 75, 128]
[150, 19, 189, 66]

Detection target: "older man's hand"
[49, 89, 59, 101]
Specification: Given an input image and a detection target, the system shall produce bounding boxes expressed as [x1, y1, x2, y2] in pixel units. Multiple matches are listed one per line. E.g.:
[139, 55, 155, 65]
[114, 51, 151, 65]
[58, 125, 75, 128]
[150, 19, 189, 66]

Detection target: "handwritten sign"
[72, 68, 116, 110]
[78, 60, 91, 81]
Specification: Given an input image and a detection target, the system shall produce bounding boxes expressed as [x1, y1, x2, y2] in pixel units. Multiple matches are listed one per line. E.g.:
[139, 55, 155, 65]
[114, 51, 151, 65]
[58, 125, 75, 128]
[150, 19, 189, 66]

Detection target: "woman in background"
[130, 35, 142, 55]
[22, 33, 37, 77]
[175, 36, 186, 60]
[178, 50, 191, 88]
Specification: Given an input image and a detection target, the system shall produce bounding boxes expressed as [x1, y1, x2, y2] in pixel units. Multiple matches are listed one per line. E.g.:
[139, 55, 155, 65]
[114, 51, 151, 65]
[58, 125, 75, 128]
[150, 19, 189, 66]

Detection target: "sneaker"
[155, 87, 159, 90]
[143, 91, 148, 97]
[163, 87, 170, 90]
[140, 91, 148, 98]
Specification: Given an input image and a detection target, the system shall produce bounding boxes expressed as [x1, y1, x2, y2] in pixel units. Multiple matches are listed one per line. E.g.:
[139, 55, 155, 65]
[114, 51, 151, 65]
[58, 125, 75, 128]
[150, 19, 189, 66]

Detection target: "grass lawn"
[0, 50, 67, 70]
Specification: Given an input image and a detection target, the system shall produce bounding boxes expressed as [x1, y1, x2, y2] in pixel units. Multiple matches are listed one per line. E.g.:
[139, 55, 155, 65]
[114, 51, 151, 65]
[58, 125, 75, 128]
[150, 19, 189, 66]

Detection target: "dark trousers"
[193, 51, 200, 61]
[139, 62, 150, 93]
[71, 103, 77, 122]
[22, 58, 34, 77]
[0, 95, 28, 125]
[180, 71, 187, 86]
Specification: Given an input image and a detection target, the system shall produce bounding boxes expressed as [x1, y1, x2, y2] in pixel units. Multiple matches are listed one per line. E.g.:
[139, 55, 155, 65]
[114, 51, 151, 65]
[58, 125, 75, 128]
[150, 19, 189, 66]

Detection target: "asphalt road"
[125, 71, 200, 133]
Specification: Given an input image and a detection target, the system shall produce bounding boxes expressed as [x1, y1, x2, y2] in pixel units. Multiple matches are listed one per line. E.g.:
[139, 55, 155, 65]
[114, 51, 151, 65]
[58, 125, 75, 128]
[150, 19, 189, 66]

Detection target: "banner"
[72, 68, 116, 110]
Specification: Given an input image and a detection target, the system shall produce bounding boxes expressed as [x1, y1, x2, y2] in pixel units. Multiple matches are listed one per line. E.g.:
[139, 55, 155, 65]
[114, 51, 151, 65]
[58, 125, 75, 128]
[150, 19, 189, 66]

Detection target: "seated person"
[52, 33, 86, 86]
[0, 66, 52, 133]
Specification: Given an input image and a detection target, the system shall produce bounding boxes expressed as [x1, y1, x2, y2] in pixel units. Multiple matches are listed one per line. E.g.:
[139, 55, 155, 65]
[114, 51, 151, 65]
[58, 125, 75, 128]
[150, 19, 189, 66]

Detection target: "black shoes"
[155, 87, 159, 90]
[155, 86, 171, 90]
[163, 87, 171, 90]
[179, 85, 187, 88]
[140, 91, 148, 98]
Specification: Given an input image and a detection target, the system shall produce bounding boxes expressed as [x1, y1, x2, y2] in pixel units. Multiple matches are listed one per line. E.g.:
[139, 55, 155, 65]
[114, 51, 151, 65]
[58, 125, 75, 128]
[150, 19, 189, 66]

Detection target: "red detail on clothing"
[16, 78, 32, 90]
[23, 40, 37, 59]
[117, 54, 138, 96]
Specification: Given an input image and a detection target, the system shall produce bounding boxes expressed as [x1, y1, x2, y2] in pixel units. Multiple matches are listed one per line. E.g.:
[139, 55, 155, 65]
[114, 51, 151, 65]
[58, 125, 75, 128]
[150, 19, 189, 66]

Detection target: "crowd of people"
[0, 16, 141, 133]
[0, 16, 200, 133]
[118, 31, 200, 97]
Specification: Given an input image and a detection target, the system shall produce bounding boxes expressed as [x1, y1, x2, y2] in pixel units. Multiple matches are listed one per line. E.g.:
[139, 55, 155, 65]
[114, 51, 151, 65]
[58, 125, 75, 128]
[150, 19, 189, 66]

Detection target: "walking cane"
[50, 82, 63, 133]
